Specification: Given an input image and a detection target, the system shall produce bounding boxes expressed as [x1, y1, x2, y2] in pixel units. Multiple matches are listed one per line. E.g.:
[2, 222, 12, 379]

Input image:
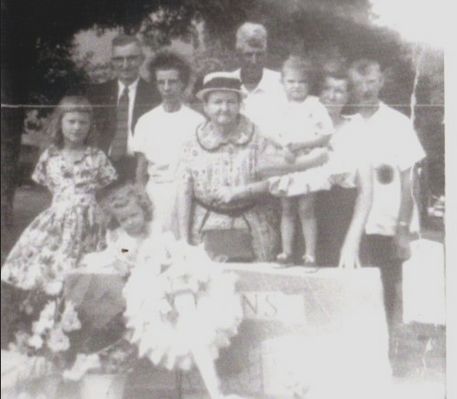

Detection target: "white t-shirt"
[133, 104, 205, 183]
[362, 103, 426, 236]
[228, 68, 286, 137]
[328, 114, 369, 187]
[275, 96, 334, 147]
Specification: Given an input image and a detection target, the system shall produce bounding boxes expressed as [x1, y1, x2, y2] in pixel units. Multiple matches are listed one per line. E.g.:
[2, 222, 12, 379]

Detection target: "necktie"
[110, 87, 129, 161]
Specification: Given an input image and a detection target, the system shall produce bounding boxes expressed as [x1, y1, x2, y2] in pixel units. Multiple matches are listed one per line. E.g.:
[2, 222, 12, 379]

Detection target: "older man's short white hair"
[236, 22, 268, 51]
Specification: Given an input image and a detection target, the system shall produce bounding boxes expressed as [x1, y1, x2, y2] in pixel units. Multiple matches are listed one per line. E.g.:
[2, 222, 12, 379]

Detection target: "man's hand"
[394, 225, 414, 261]
[338, 237, 362, 269]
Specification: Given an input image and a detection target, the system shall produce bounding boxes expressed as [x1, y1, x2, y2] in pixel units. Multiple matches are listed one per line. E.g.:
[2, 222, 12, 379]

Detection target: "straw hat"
[196, 72, 246, 101]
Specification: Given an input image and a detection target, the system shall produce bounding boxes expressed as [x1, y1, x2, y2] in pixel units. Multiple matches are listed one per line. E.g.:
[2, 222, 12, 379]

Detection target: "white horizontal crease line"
[0, 103, 446, 108]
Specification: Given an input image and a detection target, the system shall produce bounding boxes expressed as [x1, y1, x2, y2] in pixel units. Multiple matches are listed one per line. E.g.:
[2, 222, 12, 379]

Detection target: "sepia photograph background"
[1, 0, 449, 398]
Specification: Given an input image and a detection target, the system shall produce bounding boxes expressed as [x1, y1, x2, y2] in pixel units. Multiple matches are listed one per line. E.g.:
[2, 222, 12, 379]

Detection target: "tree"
[1, 0, 442, 227]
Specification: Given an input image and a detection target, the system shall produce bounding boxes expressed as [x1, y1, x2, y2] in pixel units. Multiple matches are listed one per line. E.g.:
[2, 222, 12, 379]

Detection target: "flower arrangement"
[5, 288, 78, 364]
[3, 283, 137, 397]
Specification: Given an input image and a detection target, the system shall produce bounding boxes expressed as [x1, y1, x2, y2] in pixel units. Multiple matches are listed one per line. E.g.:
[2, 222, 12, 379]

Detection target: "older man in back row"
[88, 34, 160, 182]
[228, 22, 285, 138]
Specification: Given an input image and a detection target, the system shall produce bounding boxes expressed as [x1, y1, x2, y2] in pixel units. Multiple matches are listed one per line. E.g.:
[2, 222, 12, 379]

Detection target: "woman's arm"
[257, 147, 329, 179]
[213, 181, 270, 205]
[338, 161, 373, 268]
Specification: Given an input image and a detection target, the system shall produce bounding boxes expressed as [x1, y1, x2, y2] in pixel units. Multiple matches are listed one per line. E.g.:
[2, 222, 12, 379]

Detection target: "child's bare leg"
[298, 194, 317, 263]
[280, 197, 297, 258]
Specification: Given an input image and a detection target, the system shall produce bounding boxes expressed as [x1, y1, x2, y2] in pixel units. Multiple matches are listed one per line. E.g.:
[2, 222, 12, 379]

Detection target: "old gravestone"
[182, 265, 392, 399]
[66, 265, 392, 399]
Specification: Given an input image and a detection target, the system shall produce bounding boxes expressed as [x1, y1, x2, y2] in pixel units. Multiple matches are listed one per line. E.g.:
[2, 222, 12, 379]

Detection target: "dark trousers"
[110, 156, 137, 185]
[363, 234, 403, 332]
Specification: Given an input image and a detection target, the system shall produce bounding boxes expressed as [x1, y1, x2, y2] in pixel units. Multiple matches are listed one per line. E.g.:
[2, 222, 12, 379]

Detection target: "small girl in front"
[1, 96, 117, 292]
[79, 183, 158, 275]
[272, 56, 334, 266]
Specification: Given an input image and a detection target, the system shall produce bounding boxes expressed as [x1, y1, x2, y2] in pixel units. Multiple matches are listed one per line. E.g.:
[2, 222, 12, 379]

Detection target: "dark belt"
[194, 198, 256, 233]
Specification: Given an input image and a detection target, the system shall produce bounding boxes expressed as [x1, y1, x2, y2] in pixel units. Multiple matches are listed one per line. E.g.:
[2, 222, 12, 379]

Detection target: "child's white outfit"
[268, 96, 337, 196]
[122, 238, 243, 371]
[274, 96, 333, 152]
[269, 114, 367, 197]
[1, 146, 116, 290]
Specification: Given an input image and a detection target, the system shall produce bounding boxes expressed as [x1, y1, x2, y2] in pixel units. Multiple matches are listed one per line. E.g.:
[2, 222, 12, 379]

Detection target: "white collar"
[235, 68, 274, 94]
[118, 78, 140, 94]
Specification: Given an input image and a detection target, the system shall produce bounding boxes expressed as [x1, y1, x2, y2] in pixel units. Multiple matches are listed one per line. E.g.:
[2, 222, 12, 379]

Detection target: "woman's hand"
[213, 186, 240, 205]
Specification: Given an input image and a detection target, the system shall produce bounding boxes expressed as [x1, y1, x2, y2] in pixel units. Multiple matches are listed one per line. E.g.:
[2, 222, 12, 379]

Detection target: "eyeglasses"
[112, 55, 142, 64]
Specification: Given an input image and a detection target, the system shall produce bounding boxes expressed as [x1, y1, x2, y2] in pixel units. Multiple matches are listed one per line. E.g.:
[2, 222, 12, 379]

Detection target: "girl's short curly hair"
[100, 183, 154, 230]
[46, 96, 97, 149]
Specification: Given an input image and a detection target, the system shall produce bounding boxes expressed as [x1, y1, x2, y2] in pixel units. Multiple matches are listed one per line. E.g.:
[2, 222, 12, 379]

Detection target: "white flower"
[44, 280, 63, 296]
[14, 331, 30, 348]
[158, 299, 172, 315]
[32, 317, 54, 335]
[47, 328, 70, 353]
[32, 301, 57, 335]
[60, 301, 81, 332]
[41, 301, 57, 320]
[63, 354, 101, 381]
[28, 334, 44, 349]
[20, 265, 44, 290]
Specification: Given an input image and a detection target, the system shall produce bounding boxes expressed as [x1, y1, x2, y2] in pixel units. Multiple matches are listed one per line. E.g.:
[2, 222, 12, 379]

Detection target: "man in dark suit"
[88, 34, 160, 182]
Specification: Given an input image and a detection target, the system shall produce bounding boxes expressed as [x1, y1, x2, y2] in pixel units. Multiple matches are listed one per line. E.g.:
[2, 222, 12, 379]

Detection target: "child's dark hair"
[149, 50, 191, 87]
[46, 96, 97, 149]
[100, 183, 154, 230]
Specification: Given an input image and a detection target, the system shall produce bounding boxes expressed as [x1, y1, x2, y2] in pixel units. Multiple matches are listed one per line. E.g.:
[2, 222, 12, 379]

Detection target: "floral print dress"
[1, 145, 117, 291]
[179, 115, 280, 261]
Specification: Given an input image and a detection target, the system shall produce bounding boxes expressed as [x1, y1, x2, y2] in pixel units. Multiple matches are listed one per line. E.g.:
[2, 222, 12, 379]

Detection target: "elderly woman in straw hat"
[176, 72, 280, 262]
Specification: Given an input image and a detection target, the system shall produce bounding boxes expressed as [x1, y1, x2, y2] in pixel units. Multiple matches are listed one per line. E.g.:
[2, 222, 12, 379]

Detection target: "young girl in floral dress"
[1, 96, 117, 293]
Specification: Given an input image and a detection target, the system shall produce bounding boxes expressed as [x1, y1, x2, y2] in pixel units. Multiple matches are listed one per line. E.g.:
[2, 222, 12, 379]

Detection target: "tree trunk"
[1, 0, 32, 230]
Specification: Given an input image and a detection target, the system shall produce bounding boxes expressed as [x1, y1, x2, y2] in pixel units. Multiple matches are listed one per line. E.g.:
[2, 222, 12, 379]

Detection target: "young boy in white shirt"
[133, 51, 205, 236]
